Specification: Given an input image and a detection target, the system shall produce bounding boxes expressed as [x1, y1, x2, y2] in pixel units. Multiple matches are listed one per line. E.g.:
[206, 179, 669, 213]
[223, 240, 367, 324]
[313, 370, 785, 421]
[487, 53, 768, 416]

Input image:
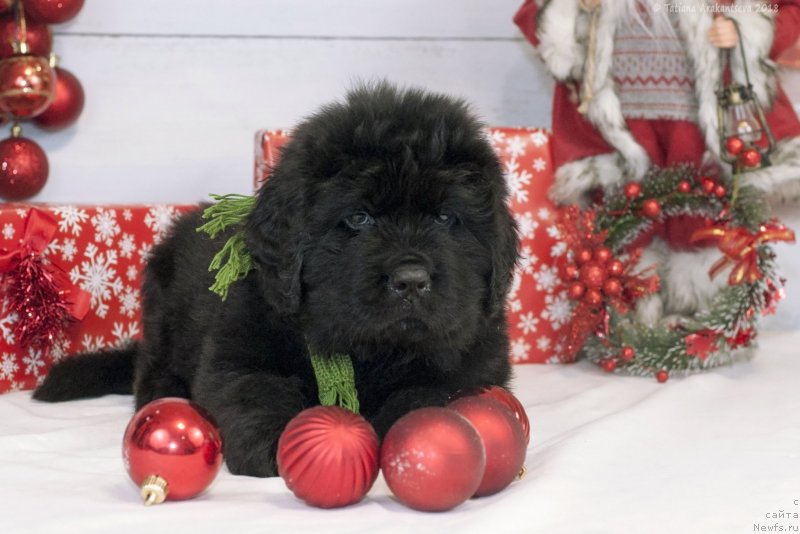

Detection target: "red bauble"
[740, 148, 762, 168]
[471, 385, 531, 445]
[122, 398, 223, 505]
[0, 0, 11, 13]
[0, 54, 55, 118]
[623, 182, 641, 199]
[593, 247, 611, 264]
[576, 248, 593, 265]
[568, 281, 586, 300]
[565, 264, 579, 280]
[621, 346, 635, 362]
[607, 259, 624, 277]
[656, 370, 669, 383]
[33, 66, 84, 130]
[601, 359, 617, 372]
[0, 133, 48, 200]
[22, 0, 85, 24]
[713, 184, 726, 198]
[448, 397, 527, 498]
[277, 406, 380, 509]
[381, 407, 485, 512]
[0, 13, 52, 58]
[677, 180, 691, 194]
[602, 277, 622, 297]
[725, 136, 744, 156]
[641, 199, 661, 219]
[584, 289, 603, 307]
[580, 262, 606, 290]
[701, 178, 716, 194]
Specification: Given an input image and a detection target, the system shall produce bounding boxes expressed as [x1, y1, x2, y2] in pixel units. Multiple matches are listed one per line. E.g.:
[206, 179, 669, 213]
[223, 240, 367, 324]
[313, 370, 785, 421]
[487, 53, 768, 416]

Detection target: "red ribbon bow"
[0, 208, 90, 350]
[690, 222, 796, 285]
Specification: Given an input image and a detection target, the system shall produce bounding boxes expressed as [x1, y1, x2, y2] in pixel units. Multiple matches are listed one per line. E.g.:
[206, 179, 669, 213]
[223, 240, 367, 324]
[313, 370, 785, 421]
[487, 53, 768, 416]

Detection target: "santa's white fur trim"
[536, 0, 583, 80]
[549, 153, 625, 204]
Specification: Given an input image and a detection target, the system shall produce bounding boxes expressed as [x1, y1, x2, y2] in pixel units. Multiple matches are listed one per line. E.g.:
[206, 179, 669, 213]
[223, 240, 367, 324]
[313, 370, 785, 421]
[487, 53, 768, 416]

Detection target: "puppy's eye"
[434, 213, 455, 227]
[344, 211, 375, 229]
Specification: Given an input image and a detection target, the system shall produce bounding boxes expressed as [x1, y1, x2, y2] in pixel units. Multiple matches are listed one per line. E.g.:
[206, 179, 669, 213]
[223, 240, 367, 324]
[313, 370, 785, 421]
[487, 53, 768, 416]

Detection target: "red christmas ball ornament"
[607, 259, 624, 277]
[641, 199, 661, 219]
[0, 54, 55, 118]
[656, 370, 669, 383]
[713, 184, 726, 198]
[0, 127, 48, 200]
[470, 385, 530, 445]
[576, 248, 593, 265]
[381, 407, 485, 512]
[277, 406, 380, 509]
[623, 182, 641, 199]
[568, 281, 586, 300]
[33, 66, 84, 130]
[620, 346, 635, 362]
[122, 398, 223, 505]
[22, 0, 85, 24]
[448, 397, 527, 498]
[584, 289, 603, 307]
[580, 262, 607, 290]
[0, 13, 52, 58]
[677, 180, 691, 194]
[740, 148, 762, 168]
[602, 277, 622, 297]
[725, 136, 744, 156]
[701, 178, 716, 195]
[593, 247, 611, 264]
[601, 359, 617, 372]
[564, 264, 579, 280]
[0, 0, 12, 13]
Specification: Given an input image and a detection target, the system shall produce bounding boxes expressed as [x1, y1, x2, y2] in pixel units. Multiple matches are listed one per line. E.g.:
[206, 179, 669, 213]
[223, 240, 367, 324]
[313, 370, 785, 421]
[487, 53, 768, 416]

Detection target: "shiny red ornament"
[0, 13, 52, 58]
[568, 281, 585, 300]
[576, 248, 593, 265]
[601, 359, 617, 372]
[641, 199, 661, 219]
[623, 182, 641, 199]
[277, 406, 380, 509]
[448, 397, 526, 498]
[620, 346, 635, 362]
[607, 259, 624, 277]
[381, 407, 485, 512]
[0, 133, 48, 200]
[593, 247, 611, 264]
[580, 262, 606, 290]
[677, 180, 691, 194]
[469, 385, 530, 445]
[123, 398, 223, 505]
[602, 277, 622, 297]
[724, 136, 744, 156]
[740, 148, 762, 168]
[584, 289, 603, 307]
[656, 371, 669, 383]
[0, 54, 55, 118]
[701, 178, 716, 194]
[565, 264, 579, 280]
[22, 0, 85, 24]
[713, 184, 726, 198]
[33, 66, 83, 130]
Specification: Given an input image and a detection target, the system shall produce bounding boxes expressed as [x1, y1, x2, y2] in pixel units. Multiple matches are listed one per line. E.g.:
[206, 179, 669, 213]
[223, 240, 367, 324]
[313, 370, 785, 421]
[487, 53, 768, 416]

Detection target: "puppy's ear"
[488, 182, 520, 318]
[245, 168, 306, 316]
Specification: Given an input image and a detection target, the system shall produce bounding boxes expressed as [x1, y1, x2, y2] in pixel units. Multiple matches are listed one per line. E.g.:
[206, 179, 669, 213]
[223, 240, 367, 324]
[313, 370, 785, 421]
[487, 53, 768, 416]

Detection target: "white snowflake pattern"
[2, 223, 13, 240]
[118, 233, 137, 259]
[139, 243, 153, 264]
[503, 159, 532, 204]
[530, 130, 548, 147]
[91, 208, 121, 246]
[550, 241, 568, 258]
[0, 352, 19, 380]
[53, 205, 89, 236]
[507, 269, 523, 301]
[22, 348, 45, 377]
[60, 238, 77, 262]
[515, 211, 538, 240]
[536, 336, 552, 351]
[510, 338, 531, 363]
[518, 246, 537, 275]
[546, 225, 561, 239]
[532, 157, 547, 173]
[126, 265, 138, 281]
[517, 312, 539, 335]
[0, 297, 18, 345]
[6, 381, 22, 392]
[49, 339, 70, 363]
[81, 334, 106, 352]
[534, 264, 560, 293]
[541, 291, 572, 330]
[69, 243, 124, 319]
[537, 208, 552, 221]
[545, 355, 562, 364]
[122, 209, 133, 222]
[488, 129, 507, 150]
[119, 286, 141, 318]
[112, 322, 140, 348]
[506, 136, 526, 158]
[145, 205, 178, 243]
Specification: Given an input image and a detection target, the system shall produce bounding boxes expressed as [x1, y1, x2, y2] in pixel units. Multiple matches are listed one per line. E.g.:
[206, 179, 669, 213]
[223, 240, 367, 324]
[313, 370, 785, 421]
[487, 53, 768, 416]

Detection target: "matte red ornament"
[277, 406, 380, 509]
[0, 54, 55, 118]
[584, 289, 603, 307]
[0, 13, 52, 58]
[580, 262, 606, 290]
[576, 248, 593, 265]
[448, 397, 527, 498]
[713, 184, 726, 198]
[656, 371, 669, 383]
[33, 66, 83, 130]
[593, 247, 611, 264]
[601, 359, 617, 372]
[381, 407, 485, 512]
[470, 385, 530, 445]
[621, 346, 635, 362]
[724, 136, 744, 156]
[642, 199, 661, 219]
[0, 130, 48, 200]
[568, 281, 585, 300]
[740, 148, 762, 168]
[607, 259, 624, 277]
[623, 182, 641, 199]
[123, 398, 223, 505]
[602, 277, 622, 297]
[22, 0, 85, 24]
[677, 180, 691, 193]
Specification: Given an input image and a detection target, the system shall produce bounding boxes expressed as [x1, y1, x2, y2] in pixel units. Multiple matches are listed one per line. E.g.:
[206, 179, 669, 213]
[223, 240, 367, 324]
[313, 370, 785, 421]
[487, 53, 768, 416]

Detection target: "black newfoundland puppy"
[35, 83, 520, 477]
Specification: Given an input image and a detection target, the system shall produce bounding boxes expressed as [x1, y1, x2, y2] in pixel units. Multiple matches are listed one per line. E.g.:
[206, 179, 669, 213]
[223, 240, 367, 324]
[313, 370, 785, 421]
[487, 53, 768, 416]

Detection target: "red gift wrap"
[0, 204, 194, 393]
[255, 127, 569, 364]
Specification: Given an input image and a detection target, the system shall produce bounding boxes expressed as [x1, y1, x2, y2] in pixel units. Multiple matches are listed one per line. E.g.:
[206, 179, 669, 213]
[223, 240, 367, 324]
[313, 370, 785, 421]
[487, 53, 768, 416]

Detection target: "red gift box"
[0, 203, 194, 394]
[254, 127, 570, 364]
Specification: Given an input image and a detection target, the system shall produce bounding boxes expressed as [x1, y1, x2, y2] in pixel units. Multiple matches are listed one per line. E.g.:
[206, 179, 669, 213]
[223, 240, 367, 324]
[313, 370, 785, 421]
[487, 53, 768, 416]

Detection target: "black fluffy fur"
[35, 83, 520, 477]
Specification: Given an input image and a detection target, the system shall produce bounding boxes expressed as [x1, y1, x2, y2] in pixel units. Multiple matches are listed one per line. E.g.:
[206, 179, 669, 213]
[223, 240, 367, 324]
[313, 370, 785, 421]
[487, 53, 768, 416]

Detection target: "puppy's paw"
[371, 387, 451, 437]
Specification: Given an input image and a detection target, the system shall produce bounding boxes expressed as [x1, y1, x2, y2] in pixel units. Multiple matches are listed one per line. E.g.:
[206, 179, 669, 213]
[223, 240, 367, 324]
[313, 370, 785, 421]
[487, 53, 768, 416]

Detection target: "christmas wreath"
[558, 166, 794, 382]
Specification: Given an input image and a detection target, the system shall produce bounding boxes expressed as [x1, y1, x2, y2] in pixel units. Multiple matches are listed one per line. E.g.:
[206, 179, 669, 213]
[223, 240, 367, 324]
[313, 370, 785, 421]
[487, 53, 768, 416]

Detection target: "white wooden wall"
[18, 0, 800, 329]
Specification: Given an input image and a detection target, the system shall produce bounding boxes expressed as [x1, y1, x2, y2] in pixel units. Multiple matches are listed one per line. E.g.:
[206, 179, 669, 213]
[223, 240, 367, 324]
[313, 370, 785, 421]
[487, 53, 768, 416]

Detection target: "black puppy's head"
[246, 83, 518, 360]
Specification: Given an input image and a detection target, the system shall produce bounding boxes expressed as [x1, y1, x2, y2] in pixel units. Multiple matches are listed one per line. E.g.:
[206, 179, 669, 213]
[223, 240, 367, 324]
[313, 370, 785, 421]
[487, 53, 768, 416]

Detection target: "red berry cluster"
[724, 135, 762, 168]
[623, 182, 661, 218]
[566, 246, 624, 307]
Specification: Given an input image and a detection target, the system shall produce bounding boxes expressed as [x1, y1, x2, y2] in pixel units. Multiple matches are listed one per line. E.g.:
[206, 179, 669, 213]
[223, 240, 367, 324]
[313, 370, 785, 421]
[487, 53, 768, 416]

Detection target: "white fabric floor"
[1, 331, 799, 534]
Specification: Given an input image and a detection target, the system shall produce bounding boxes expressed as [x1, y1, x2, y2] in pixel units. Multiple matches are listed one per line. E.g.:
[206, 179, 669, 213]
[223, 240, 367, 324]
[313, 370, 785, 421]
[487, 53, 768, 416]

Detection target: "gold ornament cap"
[140, 475, 168, 506]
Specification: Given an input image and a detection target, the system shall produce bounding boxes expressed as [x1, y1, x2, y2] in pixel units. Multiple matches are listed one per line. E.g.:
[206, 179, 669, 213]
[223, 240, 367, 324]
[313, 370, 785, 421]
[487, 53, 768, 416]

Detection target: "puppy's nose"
[389, 265, 431, 299]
